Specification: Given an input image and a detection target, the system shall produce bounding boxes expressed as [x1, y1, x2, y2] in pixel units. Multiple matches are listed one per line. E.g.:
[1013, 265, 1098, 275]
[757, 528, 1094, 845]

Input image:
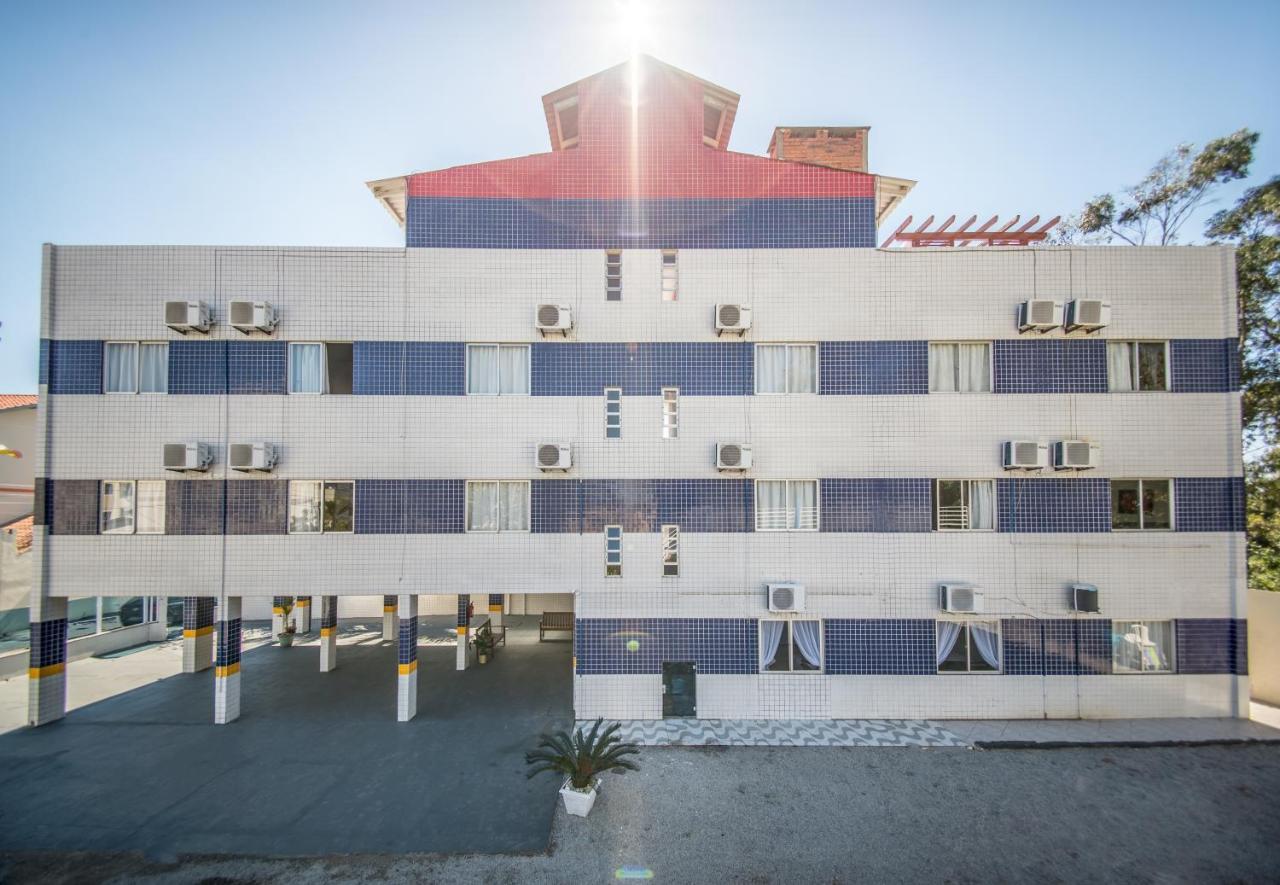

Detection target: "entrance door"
[662, 661, 696, 717]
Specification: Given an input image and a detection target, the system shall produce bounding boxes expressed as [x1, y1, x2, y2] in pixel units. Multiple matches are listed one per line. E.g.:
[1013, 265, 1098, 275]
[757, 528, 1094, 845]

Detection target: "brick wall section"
[769, 127, 868, 173]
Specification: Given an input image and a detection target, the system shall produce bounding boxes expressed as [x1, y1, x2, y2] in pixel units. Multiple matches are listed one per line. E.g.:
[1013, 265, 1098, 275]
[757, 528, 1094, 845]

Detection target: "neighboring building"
[28, 57, 1246, 726]
[1, 395, 37, 665]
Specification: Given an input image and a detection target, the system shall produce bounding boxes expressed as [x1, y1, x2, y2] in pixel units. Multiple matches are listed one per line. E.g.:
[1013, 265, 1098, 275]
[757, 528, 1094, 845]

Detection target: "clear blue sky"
[2, 0, 1277, 392]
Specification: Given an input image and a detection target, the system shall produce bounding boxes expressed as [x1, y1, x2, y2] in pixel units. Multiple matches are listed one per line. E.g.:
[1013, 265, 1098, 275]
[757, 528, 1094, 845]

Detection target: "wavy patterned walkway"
[581, 718, 970, 748]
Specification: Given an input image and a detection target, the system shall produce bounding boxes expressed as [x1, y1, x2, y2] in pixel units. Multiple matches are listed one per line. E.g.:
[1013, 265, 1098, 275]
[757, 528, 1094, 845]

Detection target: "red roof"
[0, 395, 36, 412]
[2, 515, 33, 554]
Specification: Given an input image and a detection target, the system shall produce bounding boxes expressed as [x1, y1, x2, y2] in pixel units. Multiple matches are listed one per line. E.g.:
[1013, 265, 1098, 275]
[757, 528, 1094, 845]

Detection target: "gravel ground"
[4, 744, 1279, 884]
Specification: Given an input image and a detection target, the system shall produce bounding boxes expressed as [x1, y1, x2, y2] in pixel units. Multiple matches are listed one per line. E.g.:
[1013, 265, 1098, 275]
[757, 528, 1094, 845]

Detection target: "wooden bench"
[539, 611, 573, 641]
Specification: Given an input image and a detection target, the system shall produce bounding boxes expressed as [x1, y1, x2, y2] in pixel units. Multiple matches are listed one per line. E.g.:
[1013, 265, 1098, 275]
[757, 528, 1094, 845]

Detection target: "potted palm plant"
[525, 719, 640, 817]
[277, 598, 297, 647]
[474, 624, 496, 664]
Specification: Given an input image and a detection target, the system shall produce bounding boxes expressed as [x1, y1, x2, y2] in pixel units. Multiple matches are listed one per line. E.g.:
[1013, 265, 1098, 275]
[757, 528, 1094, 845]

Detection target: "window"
[466, 481, 530, 532]
[136, 480, 166, 534]
[68, 596, 154, 638]
[104, 342, 167, 393]
[755, 344, 818, 394]
[289, 342, 353, 394]
[760, 620, 822, 672]
[1112, 620, 1174, 673]
[1108, 341, 1168, 392]
[1111, 479, 1172, 530]
[934, 480, 995, 531]
[662, 387, 679, 439]
[703, 95, 726, 146]
[100, 481, 135, 533]
[936, 621, 1002, 672]
[661, 250, 678, 301]
[466, 344, 530, 395]
[288, 481, 354, 533]
[554, 96, 579, 147]
[755, 480, 819, 531]
[605, 525, 622, 576]
[604, 387, 622, 439]
[606, 251, 623, 301]
[662, 524, 679, 577]
[928, 342, 990, 393]
[101, 480, 164, 534]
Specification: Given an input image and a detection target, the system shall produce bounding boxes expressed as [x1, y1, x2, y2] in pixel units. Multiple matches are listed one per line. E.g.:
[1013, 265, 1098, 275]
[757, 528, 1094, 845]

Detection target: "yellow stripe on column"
[398, 661, 418, 675]
[272, 607, 284, 615]
[320, 627, 335, 637]
[456, 626, 468, 635]
[215, 662, 241, 678]
[488, 604, 502, 612]
[383, 605, 396, 613]
[182, 626, 214, 638]
[28, 663, 65, 679]
[296, 599, 311, 607]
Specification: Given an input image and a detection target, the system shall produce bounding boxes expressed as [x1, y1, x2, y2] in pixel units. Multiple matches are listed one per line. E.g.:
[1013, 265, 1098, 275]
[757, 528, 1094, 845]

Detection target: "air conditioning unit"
[939, 583, 984, 614]
[536, 304, 573, 333]
[1002, 440, 1048, 470]
[163, 442, 212, 472]
[229, 442, 277, 472]
[536, 443, 572, 471]
[715, 303, 752, 335]
[1071, 583, 1100, 613]
[767, 582, 806, 613]
[1017, 299, 1063, 332]
[229, 300, 278, 334]
[165, 300, 212, 333]
[716, 443, 753, 471]
[1052, 440, 1099, 470]
[1064, 299, 1111, 332]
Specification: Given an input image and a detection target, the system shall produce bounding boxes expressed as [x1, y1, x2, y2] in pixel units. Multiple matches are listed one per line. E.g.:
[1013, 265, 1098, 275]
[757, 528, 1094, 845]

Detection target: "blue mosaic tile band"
[45, 340, 102, 394]
[575, 618, 757, 675]
[398, 614, 419, 665]
[992, 339, 1107, 393]
[456, 595, 470, 627]
[488, 594, 504, 606]
[215, 617, 241, 667]
[29, 619, 68, 669]
[353, 342, 466, 395]
[320, 596, 338, 630]
[997, 478, 1111, 533]
[169, 340, 227, 395]
[1174, 477, 1246, 532]
[820, 479, 932, 532]
[227, 341, 287, 395]
[225, 481, 288, 535]
[39, 339, 50, 386]
[1008, 619, 1112, 676]
[531, 342, 753, 396]
[406, 197, 878, 249]
[1170, 338, 1240, 393]
[1000, 619, 1044, 675]
[819, 341, 928, 395]
[353, 480, 466, 534]
[1176, 619, 1247, 674]
[274, 596, 291, 609]
[823, 619, 935, 675]
[182, 597, 215, 631]
[532, 479, 753, 533]
[44, 479, 99, 535]
[166, 481, 225, 535]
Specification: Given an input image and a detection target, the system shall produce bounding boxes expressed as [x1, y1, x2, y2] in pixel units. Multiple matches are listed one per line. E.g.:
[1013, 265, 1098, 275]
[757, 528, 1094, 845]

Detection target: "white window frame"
[1111, 619, 1176, 674]
[934, 479, 996, 532]
[288, 342, 326, 395]
[135, 480, 166, 535]
[464, 480, 532, 533]
[661, 387, 679, 439]
[661, 524, 679, 577]
[754, 479, 820, 532]
[554, 95, 579, 149]
[287, 480, 356, 534]
[1108, 340, 1170, 392]
[605, 525, 623, 577]
[1111, 478, 1174, 531]
[758, 619, 824, 673]
[935, 620, 1003, 674]
[927, 341, 993, 394]
[138, 342, 169, 394]
[100, 480, 139, 534]
[465, 343, 531, 396]
[754, 343, 819, 394]
[604, 387, 622, 439]
[103, 342, 138, 395]
[661, 250, 678, 301]
[605, 251, 623, 301]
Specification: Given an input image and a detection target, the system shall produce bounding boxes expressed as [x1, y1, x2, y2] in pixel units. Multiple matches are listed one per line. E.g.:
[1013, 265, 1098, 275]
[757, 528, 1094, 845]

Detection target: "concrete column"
[27, 594, 68, 727]
[488, 593, 504, 628]
[319, 595, 337, 672]
[397, 595, 418, 722]
[272, 596, 290, 639]
[214, 597, 242, 725]
[182, 597, 215, 673]
[456, 594, 470, 671]
[382, 595, 397, 642]
[293, 596, 312, 634]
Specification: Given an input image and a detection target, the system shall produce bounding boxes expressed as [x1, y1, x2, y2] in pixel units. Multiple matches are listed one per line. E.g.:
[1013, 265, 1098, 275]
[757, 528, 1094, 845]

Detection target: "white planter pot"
[559, 779, 599, 817]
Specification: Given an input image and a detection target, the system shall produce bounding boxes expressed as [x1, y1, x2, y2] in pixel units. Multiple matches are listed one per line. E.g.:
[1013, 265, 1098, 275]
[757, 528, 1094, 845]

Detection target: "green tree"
[1247, 447, 1280, 593]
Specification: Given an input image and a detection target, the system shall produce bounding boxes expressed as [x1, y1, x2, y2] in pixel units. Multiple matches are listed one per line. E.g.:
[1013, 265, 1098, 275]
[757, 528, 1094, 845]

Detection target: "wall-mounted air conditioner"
[716, 443, 752, 471]
[767, 582, 805, 613]
[1002, 440, 1048, 470]
[1017, 299, 1063, 333]
[715, 303, 752, 335]
[1052, 440, 1099, 470]
[165, 300, 212, 334]
[536, 304, 573, 334]
[229, 442, 277, 472]
[229, 300, 278, 334]
[939, 583, 984, 614]
[1071, 583, 1100, 613]
[163, 442, 212, 472]
[536, 443, 572, 471]
[1064, 299, 1110, 332]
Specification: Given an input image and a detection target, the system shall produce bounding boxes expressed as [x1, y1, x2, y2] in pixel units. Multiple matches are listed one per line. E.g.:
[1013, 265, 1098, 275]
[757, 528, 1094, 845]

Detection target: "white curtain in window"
[468, 482, 499, 531]
[936, 621, 963, 666]
[756, 345, 787, 393]
[792, 620, 822, 668]
[468, 345, 499, 394]
[957, 343, 990, 393]
[1108, 342, 1134, 392]
[290, 344, 324, 394]
[788, 346, 817, 393]
[970, 621, 1002, 669]
[101, 481, 135, 533]
[288, 481, 322, 532]
[135, 481, 165, 534]
[104, 343, 137, 393]
[760, 620, 785, 669]
[789, 481, 818, 530]
[500, 346, 529, 394]
[756, 481, 788, 530]
[929, 344, 957, 393]
[138, 344, 167, 393]
[969, 480, 995, 530]
[500, 482, 529, 531]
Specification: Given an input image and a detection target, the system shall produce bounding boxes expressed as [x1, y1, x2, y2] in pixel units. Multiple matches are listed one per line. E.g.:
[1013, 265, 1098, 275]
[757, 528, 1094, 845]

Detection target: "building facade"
[29, 57, 1247, 725]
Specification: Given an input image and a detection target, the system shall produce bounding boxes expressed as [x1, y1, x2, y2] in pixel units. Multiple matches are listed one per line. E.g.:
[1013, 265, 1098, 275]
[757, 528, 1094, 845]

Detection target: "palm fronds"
[525, 718, 641, 790]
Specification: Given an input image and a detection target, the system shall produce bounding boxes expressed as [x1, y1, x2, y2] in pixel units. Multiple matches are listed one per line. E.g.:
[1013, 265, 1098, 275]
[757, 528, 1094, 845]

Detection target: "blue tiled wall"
[38, 339, 50, 386]
[997, 478, 1111, 533]
[353, 342, 467, 395]
[169, 341, 227, 395]
[820, 479, 932, 532]
[183, 597, 215, 630]
[215, 617, 241, 668]
[353, 479, 466, 534]
[1174, 477, 1246, 532]
[574, 617, 758, 675]
[1004, 619, 1112, 675]
[992, 339, 1107, 393]
[225, 480, 288, 534]
[1170, 339, 1240, 393]
[1000, 619, 1044, 675]
[227, 341, 287, 395]
[29, 619, 68, 668]
[531, 342, 753, 396]
[1176, 619, 1247, 674]
[531, 479, 753, 533]
[166, 481, 226, 535]
[41, 479, 99, 535]
[819, 341, 928, 395]
[406, 197, 878, 249]
[824, 619, 935, 674]
[45, 340, 102, 394]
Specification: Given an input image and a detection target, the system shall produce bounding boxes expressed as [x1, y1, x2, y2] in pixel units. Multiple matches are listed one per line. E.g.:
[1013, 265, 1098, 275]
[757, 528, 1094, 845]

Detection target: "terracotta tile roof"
[0, 395, 37, 412]
[2, 515, 33, 554]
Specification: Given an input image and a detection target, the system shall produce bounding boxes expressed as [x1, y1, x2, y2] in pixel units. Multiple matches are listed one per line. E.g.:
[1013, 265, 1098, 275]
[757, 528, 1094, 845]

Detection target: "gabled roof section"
[0, 395, 37, 412]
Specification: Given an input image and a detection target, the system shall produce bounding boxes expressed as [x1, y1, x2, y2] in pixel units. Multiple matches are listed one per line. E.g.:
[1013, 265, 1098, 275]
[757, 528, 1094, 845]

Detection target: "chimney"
[767, 127, 868, 173]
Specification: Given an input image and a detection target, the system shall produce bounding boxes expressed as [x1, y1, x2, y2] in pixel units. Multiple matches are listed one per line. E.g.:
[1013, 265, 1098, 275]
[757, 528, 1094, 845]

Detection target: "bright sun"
[615, 0, 652, 55]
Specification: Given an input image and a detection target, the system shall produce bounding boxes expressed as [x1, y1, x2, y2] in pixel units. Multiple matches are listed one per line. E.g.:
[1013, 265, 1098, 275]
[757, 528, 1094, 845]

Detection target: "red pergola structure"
[880, 214, 1060, 248]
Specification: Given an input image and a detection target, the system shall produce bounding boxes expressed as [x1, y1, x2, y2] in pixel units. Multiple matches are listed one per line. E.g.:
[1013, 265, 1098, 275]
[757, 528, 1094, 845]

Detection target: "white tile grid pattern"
[580, 717, 970, 748]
